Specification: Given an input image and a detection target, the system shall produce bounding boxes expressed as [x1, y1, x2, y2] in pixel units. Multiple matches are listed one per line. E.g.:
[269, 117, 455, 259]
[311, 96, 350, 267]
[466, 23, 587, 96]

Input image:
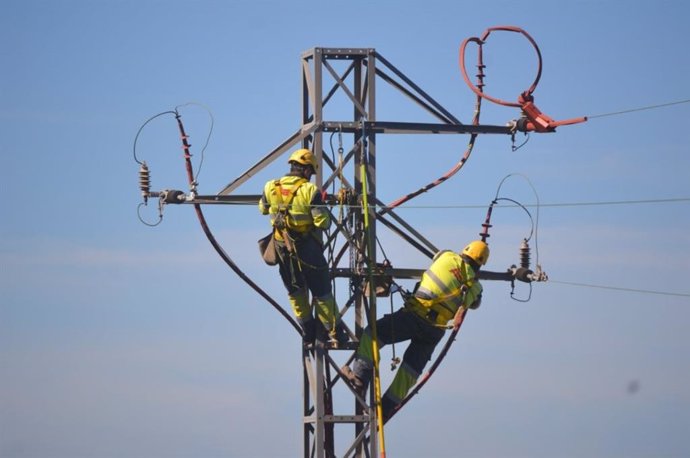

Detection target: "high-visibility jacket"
[259, 175, 330, 238]
[406, 250, 482, 326]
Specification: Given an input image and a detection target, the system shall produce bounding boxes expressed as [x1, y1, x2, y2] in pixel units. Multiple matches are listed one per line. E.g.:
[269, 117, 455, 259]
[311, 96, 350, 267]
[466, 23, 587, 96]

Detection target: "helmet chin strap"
[460, 253, 481, 272]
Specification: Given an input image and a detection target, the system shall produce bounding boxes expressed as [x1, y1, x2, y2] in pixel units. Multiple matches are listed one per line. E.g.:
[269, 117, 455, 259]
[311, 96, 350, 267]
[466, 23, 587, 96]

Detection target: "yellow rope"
[361, 159, 386, 457]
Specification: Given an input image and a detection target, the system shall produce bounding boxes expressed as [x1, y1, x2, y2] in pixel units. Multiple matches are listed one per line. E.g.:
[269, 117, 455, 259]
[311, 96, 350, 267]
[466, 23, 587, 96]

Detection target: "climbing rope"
[360, 117, 387, 457]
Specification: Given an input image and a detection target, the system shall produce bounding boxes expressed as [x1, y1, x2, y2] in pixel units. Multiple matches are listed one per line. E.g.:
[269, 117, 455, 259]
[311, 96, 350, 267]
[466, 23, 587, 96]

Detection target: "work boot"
[341, 365, 366, 395]
[299, 317, 316, 346]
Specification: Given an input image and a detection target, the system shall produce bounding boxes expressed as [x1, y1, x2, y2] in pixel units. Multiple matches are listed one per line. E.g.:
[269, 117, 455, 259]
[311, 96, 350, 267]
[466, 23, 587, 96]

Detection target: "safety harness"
[270, 177, 308, 252]
[405, 283, 472, 327]
[403, 255, 477, 327]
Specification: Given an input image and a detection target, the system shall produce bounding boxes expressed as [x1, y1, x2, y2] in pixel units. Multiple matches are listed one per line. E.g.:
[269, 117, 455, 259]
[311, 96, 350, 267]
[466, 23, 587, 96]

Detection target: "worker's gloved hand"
[514, 267, 533, 283]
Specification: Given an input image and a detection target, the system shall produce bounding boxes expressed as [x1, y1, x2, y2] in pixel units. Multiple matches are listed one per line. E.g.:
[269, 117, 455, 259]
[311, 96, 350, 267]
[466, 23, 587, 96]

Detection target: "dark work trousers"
[352, 307, 445, 386]
[276, 233, 331, 298]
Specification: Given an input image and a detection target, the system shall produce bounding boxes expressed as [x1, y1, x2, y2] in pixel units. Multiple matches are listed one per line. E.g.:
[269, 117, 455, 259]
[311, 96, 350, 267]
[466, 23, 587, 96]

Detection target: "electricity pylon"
[216, 48, 513, 458]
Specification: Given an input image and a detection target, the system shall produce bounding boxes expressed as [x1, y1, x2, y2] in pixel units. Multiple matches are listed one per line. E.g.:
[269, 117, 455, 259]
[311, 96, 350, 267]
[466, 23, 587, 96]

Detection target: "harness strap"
[275, 178, 312, 258]
[273, 178, 307, 218]
[271, 178, 308, 243]
[406, 283, 470, 327]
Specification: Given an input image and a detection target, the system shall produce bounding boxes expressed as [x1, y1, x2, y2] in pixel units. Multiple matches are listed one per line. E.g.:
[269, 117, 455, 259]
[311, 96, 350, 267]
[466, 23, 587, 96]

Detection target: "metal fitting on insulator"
[515, 116, 532, 133]
[139, 162, 151, 204]
[519, 238, 531, 269]
[161, 189, 185, 204]
[532, 264, 548, 282]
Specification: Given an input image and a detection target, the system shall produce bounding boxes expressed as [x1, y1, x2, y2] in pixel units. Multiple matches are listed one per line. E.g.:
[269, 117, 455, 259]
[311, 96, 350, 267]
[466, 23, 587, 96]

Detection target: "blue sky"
[2, 1, 689, 457]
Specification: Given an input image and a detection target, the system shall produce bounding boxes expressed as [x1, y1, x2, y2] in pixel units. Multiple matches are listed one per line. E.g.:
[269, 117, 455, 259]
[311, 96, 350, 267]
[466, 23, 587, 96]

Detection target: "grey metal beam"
[322, 120, 512, 135]
[331, 267, 517, 282]
[189, 194, 260, 204]
[217, 123, 319, 195]
[373, 51, 463, 125]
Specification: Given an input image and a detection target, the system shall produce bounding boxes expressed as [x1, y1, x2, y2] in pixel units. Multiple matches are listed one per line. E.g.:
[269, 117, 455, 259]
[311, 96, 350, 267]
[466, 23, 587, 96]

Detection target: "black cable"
[494, 173, 541, 258]
[132, 110, 177, 165]
[136, 202, 162, 227]
[494, 197, 535, 240]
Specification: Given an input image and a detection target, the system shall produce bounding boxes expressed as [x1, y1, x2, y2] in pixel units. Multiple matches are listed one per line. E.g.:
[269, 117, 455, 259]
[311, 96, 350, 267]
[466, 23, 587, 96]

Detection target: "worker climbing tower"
[135, 27, 580, 458]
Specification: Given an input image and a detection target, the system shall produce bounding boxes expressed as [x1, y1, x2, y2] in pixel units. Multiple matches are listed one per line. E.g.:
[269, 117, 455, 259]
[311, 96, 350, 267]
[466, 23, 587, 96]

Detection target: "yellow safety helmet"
[288, 148, 318, 171]
[462, 240, 490, 266]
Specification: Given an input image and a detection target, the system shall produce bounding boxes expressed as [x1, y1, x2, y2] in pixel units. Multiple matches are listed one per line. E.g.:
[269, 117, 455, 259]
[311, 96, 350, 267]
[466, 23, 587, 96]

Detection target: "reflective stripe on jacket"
[258, 175, 330, 235]
[407, 250, 482, 326]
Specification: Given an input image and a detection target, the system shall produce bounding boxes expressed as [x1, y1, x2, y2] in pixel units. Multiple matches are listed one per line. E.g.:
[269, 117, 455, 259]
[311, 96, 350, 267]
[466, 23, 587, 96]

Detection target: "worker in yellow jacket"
[342, 240, 489, 421]
[259, 148, 347, 346]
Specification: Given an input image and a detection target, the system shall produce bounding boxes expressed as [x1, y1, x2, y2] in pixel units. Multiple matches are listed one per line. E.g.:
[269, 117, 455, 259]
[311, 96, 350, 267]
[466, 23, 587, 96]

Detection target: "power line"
[528, 197, 690, 209]
[549, 279, 690, 298]
[360, 197, 690, 210]
[218, 197, 690, 209]
[587, 98, 690, 119]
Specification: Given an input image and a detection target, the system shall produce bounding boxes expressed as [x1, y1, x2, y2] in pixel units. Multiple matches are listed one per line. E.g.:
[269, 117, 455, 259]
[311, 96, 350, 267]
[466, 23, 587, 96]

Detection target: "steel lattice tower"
[214, 48, 513, 457]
